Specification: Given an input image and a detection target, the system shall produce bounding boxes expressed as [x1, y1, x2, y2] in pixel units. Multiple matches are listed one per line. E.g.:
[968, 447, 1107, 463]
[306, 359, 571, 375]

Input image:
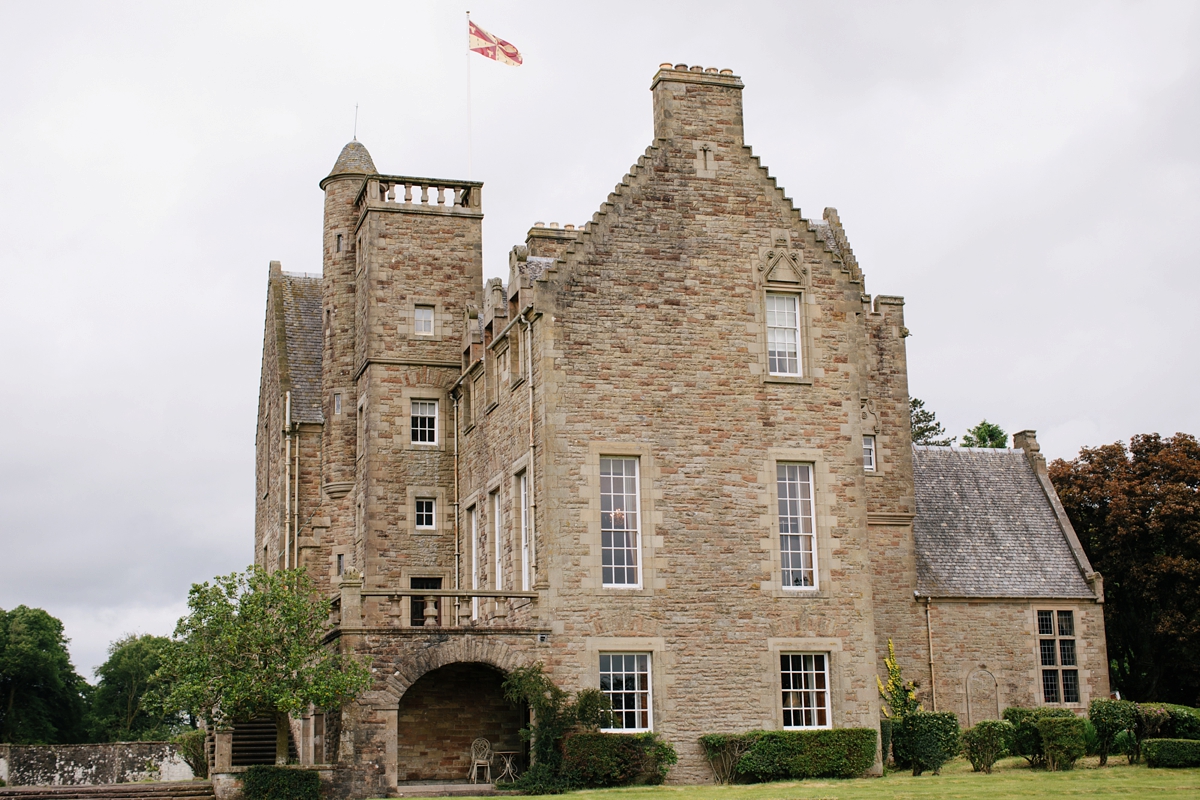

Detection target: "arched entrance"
[396, 662, 527, 783]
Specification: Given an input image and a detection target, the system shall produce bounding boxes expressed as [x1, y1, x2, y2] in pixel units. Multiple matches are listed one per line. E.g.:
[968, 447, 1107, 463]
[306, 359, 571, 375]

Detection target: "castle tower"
[334, 151, 483, 589]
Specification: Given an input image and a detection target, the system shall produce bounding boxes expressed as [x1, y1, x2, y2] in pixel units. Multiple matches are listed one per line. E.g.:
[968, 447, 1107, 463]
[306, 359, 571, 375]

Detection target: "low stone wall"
[0, 742, 194, 787]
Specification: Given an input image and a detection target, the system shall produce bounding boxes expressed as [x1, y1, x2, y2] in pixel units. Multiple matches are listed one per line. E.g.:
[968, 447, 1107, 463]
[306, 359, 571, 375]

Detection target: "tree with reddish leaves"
[1049, 433, 1200, 704]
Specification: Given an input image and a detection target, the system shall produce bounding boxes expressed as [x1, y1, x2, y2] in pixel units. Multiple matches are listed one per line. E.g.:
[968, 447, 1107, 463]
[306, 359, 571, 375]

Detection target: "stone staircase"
[0, 782, 214, 800]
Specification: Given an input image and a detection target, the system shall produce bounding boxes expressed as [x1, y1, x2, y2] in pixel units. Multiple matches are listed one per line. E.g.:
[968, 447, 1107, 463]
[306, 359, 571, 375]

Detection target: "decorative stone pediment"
[759, 248, 808, 288]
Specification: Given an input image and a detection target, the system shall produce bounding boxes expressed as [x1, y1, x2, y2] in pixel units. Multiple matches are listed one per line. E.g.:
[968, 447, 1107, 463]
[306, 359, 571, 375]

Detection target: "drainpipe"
[924, 595, 937, 711]
[453, 392, 461, 593]
[517, 312, 537, 589]
[293, 417, 300, 570]
[284, 391, 292, 570]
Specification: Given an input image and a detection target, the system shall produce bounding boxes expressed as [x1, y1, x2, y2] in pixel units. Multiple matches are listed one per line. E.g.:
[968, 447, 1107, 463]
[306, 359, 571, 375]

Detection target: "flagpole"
[466, 10, 473, 180]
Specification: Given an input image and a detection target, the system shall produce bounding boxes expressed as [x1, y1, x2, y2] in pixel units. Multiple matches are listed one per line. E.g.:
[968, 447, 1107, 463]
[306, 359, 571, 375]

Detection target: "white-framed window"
[601, 457, 641, 587]
[781, 653, 830, 729]
[863, 435, 876, 472]
[469, 506, 479, 619]
[600, 653, 652, 731]
[766, 292, 801, 376]
[518, 471, 530, 591]
[415, 498, 435, 530]
[491, 490, 502, 590]
[778, 463, 817, 589]
[411, 400, 437, 444]
[1039, 610, 1080, 704]
[414, 305, 434, 336]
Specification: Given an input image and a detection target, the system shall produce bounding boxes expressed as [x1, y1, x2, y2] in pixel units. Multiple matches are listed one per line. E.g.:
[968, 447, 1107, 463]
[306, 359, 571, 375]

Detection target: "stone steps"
[0, 782, 214, 800]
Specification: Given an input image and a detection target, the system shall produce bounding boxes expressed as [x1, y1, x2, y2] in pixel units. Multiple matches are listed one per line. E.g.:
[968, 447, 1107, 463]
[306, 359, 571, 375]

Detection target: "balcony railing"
[335, 573, 537, 629]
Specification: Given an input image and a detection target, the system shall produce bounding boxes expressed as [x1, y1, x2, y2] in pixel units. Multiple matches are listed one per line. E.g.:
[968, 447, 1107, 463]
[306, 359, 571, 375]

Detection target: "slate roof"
[328, 140, 377, 177]
[276, 271, 324, 424]
[912, 446, 1094, 599]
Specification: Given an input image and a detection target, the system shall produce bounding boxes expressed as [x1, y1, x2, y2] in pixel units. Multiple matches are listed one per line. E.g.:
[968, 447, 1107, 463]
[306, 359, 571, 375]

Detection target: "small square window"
[414, 306, 434, 336]
[863, 435, 876, 471]
[411, 400, 438, 444]
[415, 498, 435, 529]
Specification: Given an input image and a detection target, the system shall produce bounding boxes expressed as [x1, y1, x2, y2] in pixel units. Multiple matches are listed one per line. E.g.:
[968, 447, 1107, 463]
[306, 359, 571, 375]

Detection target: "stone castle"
[254, 64, 1108, 794]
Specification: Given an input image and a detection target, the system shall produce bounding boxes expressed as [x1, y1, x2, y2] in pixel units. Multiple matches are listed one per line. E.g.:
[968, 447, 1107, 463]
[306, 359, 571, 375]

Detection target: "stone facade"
[254, 64, 1107, 795]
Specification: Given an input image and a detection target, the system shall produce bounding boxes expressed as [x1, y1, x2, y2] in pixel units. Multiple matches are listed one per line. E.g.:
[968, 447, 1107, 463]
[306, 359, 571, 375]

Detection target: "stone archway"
[966, 668, 1000, 726]
[396, 662, 527, 782]
[375, 638, 534, 784]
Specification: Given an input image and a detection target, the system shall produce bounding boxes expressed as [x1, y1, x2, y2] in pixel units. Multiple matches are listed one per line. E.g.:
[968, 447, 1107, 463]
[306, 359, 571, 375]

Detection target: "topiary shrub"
[1145, 738, 1200, 768]
[241, 766, 319, 800]
[1089, 699, 1135, 766]
[1003, 706, 1075, 767]
[900, 712, 960, 776]
[1130, 703, 1172, 764]
[961, 719, 1012, 773]
[879, 719, 893, 767]
[560, 732, 676, 788]
[1037, 716, 1088, 771]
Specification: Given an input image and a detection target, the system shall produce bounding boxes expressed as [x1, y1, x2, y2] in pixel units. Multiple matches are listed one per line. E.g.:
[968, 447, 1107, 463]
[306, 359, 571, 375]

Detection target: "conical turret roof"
[327, 140, 376, 177]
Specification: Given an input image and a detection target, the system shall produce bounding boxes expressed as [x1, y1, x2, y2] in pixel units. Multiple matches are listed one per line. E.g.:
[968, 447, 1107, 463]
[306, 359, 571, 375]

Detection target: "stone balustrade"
[355, 175, 482, 215]
[337, 572, 536, 629]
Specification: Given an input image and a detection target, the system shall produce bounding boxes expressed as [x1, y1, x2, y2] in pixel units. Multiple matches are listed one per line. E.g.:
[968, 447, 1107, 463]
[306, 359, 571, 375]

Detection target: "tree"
[0, 605, 88, 744]
[1049, 433, 1200, 704]
[876, 638, 922, 718]
[87, 634, 176, 742]
[962, 420, 1007, 448]
[910, 398, 955, 446]
[157, 567, 372, 764]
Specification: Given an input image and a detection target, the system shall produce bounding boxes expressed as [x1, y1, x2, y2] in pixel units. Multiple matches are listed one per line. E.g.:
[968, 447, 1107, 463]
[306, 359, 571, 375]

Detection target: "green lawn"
[386, 757, 1200, 799]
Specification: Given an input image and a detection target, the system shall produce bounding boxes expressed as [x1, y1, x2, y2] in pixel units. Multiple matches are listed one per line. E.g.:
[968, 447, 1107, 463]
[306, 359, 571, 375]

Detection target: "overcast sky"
[1, 1, 1196, 679]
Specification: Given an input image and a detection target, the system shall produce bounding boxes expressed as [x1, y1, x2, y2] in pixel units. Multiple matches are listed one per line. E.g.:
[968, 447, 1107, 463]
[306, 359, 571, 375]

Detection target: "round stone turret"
[320, 140, 377, 188]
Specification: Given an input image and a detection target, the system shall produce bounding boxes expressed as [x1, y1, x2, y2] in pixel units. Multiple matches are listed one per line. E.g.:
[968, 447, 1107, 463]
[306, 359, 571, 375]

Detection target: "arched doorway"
[396, 662, 526, 783]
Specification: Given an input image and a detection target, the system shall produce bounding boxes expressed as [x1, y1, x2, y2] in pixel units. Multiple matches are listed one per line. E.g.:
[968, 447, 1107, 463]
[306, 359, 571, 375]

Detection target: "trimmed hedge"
[1037, 716, 1088, 771]
[900, 712, 960, 776]
[560, 732, 676, 788]
[241, 766, 320, 800]
[1145, 738, 1200, 768]
[1003, 706, 1076, 767]
[1164, 704, 1200, 740]
[700, 729, 876, 783]
[961, 719, 1012, 774]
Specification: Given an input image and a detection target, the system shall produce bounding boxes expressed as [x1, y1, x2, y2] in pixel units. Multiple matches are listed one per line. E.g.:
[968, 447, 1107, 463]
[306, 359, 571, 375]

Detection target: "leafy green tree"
[1049, 433, 1200, 704]
[962, 420, 1007, 448]
[909, 398, 955, 446]
[0, 605, 88, 744]
[87, 634, 176, 742]
[157, 567, 372, 764]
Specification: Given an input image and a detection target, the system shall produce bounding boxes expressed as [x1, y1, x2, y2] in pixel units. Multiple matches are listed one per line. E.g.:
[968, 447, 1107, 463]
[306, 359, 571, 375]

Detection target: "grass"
[378, 756, 1200, 799]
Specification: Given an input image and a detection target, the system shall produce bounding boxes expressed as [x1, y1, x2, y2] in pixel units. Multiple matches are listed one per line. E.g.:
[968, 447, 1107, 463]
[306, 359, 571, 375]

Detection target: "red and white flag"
[468, 19, 522, 66]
